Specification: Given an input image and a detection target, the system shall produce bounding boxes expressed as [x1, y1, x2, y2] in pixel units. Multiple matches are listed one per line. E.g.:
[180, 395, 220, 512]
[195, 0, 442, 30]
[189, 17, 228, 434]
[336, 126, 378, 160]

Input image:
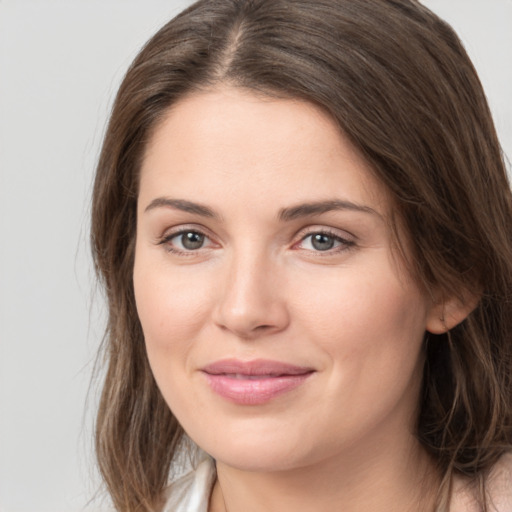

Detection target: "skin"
[133, 86, 459, 512]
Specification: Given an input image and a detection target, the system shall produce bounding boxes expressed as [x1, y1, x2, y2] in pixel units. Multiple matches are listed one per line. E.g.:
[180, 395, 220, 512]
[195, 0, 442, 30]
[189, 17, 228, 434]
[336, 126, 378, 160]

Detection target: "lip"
[201, 359, 315, 405]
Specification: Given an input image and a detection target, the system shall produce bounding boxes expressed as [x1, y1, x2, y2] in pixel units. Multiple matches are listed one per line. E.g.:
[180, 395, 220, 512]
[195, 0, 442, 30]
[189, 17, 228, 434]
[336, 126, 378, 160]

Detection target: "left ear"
[426, 290, 480, 334]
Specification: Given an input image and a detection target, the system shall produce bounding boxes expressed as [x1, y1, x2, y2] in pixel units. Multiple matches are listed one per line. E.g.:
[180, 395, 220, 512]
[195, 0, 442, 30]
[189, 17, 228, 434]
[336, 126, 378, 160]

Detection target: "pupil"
[312, 233, 334, 251]
[182, 232, 204, 250]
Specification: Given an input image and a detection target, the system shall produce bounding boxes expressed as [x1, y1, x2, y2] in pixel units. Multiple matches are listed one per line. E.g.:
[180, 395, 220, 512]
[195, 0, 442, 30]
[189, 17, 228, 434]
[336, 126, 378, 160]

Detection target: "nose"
[213, 251, 290, 340]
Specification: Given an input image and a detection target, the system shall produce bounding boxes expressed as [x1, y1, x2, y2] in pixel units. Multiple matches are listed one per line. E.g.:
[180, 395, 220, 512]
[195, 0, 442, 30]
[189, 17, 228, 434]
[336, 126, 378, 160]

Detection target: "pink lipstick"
[201, 359, 314, 405]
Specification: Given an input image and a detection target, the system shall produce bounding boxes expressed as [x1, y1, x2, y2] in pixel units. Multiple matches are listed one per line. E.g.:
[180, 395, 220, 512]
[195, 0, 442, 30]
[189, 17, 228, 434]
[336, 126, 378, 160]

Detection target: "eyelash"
[294, 229, 356, 255]
[157, 227, 356, 256]
[157, 228, 215, 256]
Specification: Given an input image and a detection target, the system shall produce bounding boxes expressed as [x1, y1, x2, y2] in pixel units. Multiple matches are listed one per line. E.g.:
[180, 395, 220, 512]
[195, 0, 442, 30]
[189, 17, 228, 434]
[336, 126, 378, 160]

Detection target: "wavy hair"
[91, 1, 512, 510]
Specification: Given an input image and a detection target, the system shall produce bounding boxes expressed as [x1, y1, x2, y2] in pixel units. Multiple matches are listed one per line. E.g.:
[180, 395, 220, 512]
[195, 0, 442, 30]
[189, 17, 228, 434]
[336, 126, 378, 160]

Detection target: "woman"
[91, 0, 512, 510]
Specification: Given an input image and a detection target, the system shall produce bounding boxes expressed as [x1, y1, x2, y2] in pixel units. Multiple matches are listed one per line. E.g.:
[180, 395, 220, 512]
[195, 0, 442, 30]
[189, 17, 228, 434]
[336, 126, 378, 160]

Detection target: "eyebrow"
[144, 197, 219, 218]
[278, 200, 380, 221]
[144, 197, 380, 221]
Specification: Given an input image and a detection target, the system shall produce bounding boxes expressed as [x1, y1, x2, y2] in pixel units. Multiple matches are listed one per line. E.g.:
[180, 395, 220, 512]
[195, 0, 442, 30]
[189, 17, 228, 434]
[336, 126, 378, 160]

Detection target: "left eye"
[167, 230, 210, 251]
[299, 232, 351, 252]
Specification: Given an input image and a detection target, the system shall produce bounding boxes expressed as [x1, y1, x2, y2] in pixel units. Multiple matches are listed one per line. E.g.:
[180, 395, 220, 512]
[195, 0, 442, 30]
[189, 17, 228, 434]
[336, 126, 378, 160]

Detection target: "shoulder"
[161, 453, 216, 512]
[451, 453, 512, 512]
[486, 452, 512, 512]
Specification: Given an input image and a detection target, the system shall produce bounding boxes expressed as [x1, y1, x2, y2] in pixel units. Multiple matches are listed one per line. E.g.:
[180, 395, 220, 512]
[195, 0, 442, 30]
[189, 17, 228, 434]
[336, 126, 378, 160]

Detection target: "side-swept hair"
[91, 1, 512, 510]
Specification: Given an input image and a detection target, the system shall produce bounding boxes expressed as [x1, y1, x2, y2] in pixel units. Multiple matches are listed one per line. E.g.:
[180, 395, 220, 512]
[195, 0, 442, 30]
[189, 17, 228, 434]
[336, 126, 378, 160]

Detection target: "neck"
[209, 435, 439, 512]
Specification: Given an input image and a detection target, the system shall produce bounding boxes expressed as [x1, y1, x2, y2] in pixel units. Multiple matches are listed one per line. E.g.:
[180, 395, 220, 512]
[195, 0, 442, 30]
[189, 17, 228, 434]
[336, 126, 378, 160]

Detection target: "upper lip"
[201, 359, 314, 377]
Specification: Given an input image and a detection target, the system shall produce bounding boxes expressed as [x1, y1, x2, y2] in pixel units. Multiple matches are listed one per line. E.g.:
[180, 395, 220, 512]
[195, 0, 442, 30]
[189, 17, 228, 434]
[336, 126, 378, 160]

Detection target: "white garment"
[162, 453, 216, 512]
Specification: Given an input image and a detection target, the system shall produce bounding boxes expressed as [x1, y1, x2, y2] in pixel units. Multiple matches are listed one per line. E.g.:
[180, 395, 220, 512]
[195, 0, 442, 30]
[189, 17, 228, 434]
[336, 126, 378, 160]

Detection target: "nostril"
[254, 324, 274, 332]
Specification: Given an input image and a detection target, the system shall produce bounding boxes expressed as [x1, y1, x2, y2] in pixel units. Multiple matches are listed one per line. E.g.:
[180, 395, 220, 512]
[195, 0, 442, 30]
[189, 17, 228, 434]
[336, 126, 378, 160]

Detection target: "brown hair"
[91, 1, 512, 510]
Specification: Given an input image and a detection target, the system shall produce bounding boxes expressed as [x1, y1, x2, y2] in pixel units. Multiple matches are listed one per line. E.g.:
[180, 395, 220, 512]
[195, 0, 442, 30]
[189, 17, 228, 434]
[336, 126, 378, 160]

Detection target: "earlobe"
[426, 292, 480, 334]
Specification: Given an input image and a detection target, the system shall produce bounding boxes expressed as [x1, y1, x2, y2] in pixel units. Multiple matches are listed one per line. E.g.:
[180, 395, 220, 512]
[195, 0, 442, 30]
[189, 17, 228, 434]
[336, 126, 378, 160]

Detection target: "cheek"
[293, 262, 429, 389]
[133, 255, 217, 426]
[133, 252, 214, 369]
[285, 269, 428, 447]
[295, 257, 427, 336]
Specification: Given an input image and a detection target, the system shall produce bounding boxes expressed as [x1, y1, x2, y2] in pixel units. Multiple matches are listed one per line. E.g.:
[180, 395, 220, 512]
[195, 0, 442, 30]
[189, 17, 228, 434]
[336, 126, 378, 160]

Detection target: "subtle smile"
[201, 359, 315, 405]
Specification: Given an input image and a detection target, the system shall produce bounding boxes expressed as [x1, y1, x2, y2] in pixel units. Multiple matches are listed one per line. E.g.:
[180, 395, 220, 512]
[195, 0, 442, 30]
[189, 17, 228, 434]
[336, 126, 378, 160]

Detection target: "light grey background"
[0, 1, 510, 511]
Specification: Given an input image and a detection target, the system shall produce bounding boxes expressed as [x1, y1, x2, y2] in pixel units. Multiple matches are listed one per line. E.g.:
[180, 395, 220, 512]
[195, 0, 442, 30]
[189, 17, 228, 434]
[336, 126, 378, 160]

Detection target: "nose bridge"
[214, 242, 288, 338]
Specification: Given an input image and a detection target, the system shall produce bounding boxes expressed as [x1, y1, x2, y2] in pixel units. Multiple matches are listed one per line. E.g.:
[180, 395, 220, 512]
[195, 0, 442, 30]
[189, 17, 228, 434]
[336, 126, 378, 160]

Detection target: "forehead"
[139, 86, 390, 216]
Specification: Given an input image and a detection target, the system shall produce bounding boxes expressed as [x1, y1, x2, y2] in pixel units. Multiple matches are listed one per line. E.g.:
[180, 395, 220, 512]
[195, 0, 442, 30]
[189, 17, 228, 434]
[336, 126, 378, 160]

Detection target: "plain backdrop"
[0, 1, 510, 511]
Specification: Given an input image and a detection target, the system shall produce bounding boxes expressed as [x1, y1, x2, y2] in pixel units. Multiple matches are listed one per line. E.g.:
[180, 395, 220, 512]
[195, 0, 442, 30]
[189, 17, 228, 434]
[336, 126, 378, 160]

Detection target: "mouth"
[201, 359, 315, 405]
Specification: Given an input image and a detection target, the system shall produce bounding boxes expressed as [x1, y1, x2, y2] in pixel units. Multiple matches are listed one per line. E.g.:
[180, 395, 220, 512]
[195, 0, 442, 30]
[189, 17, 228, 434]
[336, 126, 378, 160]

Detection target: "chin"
[188, 420, 323, 473]
[209, 444, 306, 473]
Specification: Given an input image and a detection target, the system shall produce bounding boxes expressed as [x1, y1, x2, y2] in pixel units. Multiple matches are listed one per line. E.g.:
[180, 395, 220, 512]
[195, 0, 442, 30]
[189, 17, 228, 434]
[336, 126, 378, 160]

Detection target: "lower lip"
[203, 372, 313, 405]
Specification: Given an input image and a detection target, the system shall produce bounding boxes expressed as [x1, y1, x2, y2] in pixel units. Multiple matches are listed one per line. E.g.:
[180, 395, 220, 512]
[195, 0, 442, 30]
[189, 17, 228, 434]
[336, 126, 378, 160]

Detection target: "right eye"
[160, 229, 213, 253]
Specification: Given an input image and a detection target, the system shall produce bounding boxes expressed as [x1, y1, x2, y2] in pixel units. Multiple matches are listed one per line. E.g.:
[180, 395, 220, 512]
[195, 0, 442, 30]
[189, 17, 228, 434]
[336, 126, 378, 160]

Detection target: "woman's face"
[134, 87, 440, 472]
